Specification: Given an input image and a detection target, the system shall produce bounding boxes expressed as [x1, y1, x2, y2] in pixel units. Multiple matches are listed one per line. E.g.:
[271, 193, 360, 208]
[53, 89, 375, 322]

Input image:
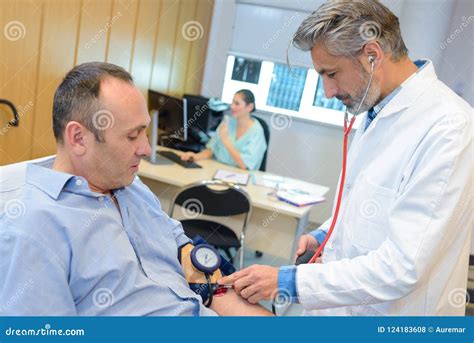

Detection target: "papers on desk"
[276, 188, 325, 207]
[254, 173, 326, 207]
[213, 169, 250, 186]
[253, 174, 285, 188]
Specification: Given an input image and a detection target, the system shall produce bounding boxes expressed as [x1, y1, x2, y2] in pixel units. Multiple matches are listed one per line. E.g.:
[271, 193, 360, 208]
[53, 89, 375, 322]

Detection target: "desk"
[138, 147, 329, 261]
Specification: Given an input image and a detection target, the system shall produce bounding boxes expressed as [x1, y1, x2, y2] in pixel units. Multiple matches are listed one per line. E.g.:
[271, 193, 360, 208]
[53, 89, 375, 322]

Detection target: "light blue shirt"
[207, 117, 267, 170]
[0, 159, 216, 316]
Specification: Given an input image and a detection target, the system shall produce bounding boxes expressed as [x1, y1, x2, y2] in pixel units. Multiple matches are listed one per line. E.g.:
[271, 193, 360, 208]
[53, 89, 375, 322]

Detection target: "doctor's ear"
[362, 41, 383, 70]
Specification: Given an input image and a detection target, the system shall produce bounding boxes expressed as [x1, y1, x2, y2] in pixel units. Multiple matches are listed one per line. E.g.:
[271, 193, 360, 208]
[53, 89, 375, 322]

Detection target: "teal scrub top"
[206, 117, 267, 170]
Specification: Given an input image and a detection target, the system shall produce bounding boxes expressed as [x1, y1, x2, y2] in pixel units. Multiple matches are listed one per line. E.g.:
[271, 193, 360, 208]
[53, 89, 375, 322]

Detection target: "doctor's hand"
[295, 234, 321, 263]
[218, 265, 279, 304]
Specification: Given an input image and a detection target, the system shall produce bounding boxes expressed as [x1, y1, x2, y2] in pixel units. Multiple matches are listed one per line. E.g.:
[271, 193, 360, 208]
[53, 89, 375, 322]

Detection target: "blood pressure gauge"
[190, 244, 221, 275]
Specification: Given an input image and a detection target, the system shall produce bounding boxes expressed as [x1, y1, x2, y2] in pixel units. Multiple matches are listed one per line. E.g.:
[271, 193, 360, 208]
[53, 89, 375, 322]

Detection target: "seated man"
[0, 62, 271, 316]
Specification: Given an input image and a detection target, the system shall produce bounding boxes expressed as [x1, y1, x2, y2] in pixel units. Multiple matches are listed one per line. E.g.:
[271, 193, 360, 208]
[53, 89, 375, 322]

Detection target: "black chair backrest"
[173, 181, 251, 217]
[252, 115, 270, 171]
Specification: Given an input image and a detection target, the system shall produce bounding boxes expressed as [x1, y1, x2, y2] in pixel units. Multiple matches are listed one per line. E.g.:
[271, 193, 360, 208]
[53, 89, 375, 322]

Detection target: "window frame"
[221, 55, 362, 129]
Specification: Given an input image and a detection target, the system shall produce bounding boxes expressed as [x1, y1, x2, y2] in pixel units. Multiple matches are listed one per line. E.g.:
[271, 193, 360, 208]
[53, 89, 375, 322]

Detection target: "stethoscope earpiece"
[368, 56, 376, 71]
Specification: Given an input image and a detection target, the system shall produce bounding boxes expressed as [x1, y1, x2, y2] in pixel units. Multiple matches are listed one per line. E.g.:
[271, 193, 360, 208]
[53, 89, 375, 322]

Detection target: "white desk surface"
[138, 147, 330, 219]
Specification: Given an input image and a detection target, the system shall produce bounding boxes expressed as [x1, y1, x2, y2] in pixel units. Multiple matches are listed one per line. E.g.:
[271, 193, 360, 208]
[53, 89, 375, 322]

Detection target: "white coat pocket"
[344, 175, 397, 255]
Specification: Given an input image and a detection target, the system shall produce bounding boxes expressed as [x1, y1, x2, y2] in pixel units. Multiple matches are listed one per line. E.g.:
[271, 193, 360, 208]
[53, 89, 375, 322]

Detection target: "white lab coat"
[298, 60, 473, 316]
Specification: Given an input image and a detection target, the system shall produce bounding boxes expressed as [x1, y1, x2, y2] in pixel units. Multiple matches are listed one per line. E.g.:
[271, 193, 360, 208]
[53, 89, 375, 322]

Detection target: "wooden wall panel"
[106, 0, 139, 70]
[167, 0, 197, 95]
[0, 0, 214, 165]
[149, 0, 180, 94]
[184, 0, 213, 95]
[130, 0, 162, 95]
[0, 0, 43, 165]
[31, 0, 82, 158]
[75, 0, 113, 64]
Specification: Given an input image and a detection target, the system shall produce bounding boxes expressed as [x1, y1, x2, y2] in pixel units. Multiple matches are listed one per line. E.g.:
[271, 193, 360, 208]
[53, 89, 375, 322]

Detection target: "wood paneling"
[0, 0, 214, 165]
[31, 0, 82, 158]
[0, 0, 44, 165]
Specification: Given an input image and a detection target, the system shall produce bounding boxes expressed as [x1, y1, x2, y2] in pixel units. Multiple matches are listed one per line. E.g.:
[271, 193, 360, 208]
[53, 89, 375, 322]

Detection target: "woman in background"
[180, 89, 267, 170]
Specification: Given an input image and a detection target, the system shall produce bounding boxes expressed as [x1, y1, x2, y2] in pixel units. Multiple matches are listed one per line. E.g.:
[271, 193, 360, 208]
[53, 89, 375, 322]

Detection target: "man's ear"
[362, 41, 384, 69]
[64, 121, 87, 156]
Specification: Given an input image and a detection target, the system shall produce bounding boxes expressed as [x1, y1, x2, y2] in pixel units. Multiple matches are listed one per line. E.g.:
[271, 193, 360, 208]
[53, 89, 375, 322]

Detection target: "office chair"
[252, 115, 270, 172]
[169, 180, 252, 269]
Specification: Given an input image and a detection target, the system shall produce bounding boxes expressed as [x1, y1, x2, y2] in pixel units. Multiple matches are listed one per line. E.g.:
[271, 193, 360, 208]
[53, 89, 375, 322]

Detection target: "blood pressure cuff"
[178, 235, 236, 304]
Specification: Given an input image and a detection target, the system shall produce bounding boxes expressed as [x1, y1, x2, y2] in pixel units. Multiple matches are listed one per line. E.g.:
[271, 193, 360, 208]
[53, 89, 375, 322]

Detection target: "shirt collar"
[26, 158, 74, 200]
[372, 59, 429, 116]
[26, 158, 117, 200]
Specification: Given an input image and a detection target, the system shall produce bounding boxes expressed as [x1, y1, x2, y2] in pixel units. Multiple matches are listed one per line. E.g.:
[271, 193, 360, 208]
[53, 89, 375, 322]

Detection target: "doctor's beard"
[338, 63, 382, 115]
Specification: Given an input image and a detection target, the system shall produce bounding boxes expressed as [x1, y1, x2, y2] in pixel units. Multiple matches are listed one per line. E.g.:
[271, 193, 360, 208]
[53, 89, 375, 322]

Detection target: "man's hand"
[295, 234, 321, 263]
[218, 265, 279, 304]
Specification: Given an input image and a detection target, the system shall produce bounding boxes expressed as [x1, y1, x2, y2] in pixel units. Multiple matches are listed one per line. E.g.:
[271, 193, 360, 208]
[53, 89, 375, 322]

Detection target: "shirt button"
[75, 179, 83, 186]
[346, 183, 351, 190]
[98, 196, 105, 202]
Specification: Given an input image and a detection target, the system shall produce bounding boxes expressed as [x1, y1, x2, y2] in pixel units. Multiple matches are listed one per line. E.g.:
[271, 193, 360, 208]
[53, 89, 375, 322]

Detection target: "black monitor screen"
[183, 94, 210, 134]
[148, 90, 186, 140]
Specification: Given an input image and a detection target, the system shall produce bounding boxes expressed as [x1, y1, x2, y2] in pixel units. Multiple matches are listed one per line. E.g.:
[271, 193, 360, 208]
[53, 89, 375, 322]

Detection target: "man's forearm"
[210, 289, 273, 316]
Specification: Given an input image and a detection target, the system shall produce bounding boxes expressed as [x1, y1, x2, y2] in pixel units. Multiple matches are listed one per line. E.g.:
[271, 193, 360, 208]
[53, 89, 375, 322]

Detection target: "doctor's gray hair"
[292, 0, 408, 61]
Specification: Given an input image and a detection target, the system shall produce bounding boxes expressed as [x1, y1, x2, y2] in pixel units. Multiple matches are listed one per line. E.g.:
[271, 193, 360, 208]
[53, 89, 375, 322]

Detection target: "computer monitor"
[183, 94, 211, 144]
[148, 90, 188, 141]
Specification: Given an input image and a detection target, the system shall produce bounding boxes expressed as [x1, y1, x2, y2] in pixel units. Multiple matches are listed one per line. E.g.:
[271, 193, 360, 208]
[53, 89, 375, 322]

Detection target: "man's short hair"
[53, 62, 133, 143]
[292, 0, 408, 61]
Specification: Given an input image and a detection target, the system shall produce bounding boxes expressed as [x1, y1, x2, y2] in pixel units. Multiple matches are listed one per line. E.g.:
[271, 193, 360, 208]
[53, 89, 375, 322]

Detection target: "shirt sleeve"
[150, 192, 191, 248]
[308, 217, 332, 244]
[0, 227, 77, 315]
[239, 126, 267, 170]
[277, 266, 300, 303]
[310, 229, 328, 245]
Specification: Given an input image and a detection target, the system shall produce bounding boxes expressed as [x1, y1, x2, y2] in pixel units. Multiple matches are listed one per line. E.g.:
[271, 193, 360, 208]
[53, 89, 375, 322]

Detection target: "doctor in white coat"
[219, 0, 473, 315]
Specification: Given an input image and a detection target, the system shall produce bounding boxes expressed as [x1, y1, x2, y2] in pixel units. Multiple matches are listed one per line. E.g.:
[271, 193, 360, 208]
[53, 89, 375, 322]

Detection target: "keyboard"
[158, 151, 202, 169]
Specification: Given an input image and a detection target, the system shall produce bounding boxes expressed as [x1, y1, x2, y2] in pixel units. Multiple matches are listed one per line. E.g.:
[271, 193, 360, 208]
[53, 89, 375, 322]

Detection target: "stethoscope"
[273, 56, 377, 315]
[304, 55, 376, 264]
